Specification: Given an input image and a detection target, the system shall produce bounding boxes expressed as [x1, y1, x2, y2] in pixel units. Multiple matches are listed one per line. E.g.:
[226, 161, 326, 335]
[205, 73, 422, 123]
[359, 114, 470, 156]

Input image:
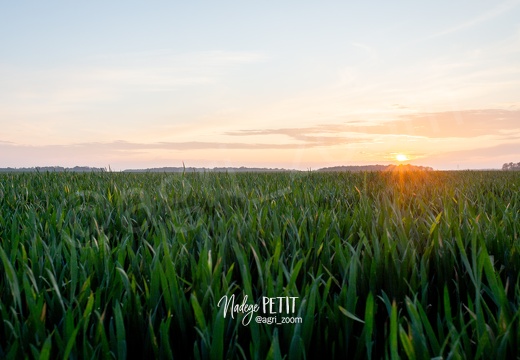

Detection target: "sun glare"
[396, 154, 408, 162]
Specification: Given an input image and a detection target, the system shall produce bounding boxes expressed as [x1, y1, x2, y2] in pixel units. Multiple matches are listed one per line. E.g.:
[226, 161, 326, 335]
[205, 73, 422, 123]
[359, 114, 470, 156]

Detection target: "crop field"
[0, 170, 519, 359]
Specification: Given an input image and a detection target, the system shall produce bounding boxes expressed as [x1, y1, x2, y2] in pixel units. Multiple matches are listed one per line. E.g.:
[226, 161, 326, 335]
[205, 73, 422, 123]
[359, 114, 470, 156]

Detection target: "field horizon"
[0, 162, 500, 173]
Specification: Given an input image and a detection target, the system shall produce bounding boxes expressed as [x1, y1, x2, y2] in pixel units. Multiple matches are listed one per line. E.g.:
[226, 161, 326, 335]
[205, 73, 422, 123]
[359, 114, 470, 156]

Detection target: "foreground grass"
[0, 170, 519, 359]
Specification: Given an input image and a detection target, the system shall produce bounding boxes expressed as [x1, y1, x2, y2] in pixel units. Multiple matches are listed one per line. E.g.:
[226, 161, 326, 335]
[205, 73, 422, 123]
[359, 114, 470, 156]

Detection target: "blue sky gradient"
[1, 1, 520, 169]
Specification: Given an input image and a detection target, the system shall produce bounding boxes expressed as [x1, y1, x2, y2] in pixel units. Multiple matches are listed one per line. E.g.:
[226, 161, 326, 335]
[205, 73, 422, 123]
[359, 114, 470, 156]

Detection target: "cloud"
[93, 50, 268, 66]
[422, 142, 520, 169]
[225, 125, 358, 145]
[0, 130, 372, 169]
[90, 140, 318, 150]
[0, 134, 360, 160]
[386, 109, 520, 138]
[435, 142, 520, 159]
[226, 109, 520, 140]
[0, 50, 269, 110]
[3, 108, 518, 169]
[428, 0, 520, 39]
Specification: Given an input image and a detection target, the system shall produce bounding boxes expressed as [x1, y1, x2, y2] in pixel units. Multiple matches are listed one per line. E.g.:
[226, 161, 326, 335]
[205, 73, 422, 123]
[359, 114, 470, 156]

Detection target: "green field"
[0, 170, 519, 359]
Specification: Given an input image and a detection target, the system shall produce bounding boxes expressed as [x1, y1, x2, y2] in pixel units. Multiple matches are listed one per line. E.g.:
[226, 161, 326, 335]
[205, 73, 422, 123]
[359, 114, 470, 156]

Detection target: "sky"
[1, 1, 520, 170]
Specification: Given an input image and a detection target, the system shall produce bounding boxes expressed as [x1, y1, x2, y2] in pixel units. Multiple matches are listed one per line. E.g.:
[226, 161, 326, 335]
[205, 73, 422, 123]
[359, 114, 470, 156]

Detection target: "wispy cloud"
[0, 50, 269, 110]
[441, 142, 520, 158]
[387, 109, 520, 138]
[89, 140, 319, 150]
[0, 134, 362, 157]
[227, 109, 520, 140]
[428, 0, 520, 39]
[423, 142, 520, 169]
[225, 124, 359, 145]
[2, 108, 518, 169]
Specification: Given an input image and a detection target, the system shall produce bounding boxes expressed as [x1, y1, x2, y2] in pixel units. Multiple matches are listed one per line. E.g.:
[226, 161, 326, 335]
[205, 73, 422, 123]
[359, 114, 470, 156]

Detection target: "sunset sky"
[1, 1, 520, 170]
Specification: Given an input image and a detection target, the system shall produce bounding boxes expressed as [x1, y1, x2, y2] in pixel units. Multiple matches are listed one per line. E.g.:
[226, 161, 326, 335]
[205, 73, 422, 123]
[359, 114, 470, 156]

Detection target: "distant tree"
[502, 162, 520, 170]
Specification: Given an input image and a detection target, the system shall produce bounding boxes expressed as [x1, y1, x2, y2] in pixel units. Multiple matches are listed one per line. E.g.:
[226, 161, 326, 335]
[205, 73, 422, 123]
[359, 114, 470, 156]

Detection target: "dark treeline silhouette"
[0, 166, 105, 173]
[502, 162, 520, 171]
[123, 166, 293, 173]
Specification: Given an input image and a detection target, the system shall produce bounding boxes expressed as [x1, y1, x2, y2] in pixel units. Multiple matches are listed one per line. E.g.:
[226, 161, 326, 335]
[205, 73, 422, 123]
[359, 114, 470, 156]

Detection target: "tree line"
[502, 162, 520, 170]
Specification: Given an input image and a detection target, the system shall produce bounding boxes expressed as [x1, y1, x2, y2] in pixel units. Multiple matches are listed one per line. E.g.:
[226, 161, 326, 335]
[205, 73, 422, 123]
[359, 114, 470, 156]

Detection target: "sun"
[396, 153, 409, 162]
